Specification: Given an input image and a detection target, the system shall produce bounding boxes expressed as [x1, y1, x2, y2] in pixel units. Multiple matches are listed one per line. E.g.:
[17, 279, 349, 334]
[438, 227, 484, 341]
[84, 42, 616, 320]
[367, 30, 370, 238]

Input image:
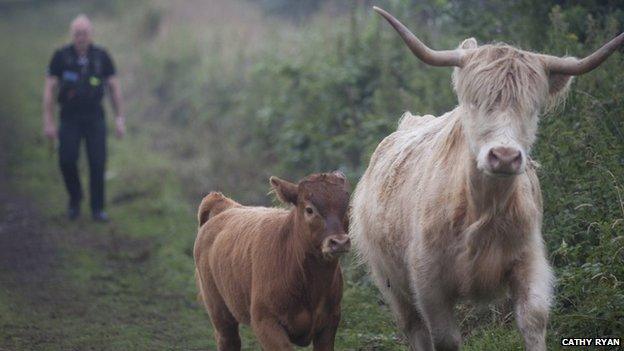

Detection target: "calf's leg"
[198, 271, 241, 351]
[312, 311, 340, 351]
[212, 316, 241, 351]
[251, 305, 293, 351]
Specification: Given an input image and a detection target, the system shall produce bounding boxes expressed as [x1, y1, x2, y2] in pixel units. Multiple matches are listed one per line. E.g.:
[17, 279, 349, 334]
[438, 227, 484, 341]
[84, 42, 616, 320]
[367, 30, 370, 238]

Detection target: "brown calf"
[194, 172, 351, 351]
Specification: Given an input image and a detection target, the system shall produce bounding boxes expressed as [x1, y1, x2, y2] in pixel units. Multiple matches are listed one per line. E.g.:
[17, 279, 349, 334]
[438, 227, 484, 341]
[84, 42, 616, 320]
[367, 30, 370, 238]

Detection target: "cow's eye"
[305, 207, 314, 215]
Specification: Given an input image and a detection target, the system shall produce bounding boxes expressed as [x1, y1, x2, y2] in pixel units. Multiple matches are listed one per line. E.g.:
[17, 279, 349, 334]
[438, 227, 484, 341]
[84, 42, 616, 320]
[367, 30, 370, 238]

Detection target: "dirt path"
[0, 147, 211, 351]
[0, 178, 61, 294]
[0, 141, 89, 349]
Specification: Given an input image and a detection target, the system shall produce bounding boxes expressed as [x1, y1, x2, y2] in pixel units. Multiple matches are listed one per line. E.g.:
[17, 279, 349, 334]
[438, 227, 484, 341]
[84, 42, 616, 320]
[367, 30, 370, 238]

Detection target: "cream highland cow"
[350, 7, 624, 351]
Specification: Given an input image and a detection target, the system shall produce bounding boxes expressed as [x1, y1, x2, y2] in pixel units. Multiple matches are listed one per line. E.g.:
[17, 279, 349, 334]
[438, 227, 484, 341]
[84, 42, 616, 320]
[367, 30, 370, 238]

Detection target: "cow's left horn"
[542, 32, 624, 75]
[373, 6, 463, 67]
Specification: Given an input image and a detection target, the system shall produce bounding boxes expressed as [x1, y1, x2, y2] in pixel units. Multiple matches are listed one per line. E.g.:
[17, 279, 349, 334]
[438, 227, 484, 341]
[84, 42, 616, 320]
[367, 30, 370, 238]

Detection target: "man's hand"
[42, 76, 58, 140]
[107, 77, 125, 139]
[43, 119, 57, 140]
[114, 116, 126, 138]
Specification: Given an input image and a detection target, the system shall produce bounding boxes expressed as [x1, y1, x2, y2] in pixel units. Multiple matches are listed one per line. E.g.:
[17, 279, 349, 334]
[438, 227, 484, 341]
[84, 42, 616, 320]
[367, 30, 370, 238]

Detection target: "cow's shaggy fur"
[351, 39, 573, 351]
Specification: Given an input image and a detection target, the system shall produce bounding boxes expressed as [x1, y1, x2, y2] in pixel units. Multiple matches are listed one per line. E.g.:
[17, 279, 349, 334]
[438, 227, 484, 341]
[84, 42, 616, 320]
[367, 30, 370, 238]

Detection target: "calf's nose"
[487, 146, 522, 175]
[327, 235, 351, 253]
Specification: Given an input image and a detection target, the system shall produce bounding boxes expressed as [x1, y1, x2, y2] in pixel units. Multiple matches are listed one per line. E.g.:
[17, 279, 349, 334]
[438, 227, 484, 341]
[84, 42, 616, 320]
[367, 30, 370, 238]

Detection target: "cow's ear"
[269, 176, 298, 205]
[548, 73, 573, 98]
[459, 37, 478, 50]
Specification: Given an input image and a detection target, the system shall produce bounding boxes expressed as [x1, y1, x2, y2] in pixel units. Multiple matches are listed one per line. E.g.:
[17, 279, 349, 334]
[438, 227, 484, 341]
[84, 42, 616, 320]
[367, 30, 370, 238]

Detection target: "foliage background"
[0, 0, 622, 349]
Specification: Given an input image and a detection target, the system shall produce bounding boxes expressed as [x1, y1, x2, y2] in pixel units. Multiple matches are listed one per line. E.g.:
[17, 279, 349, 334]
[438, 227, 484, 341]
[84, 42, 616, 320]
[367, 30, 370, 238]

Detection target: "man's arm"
[107, 76, 125, 138]
[42, 76, 58, 139]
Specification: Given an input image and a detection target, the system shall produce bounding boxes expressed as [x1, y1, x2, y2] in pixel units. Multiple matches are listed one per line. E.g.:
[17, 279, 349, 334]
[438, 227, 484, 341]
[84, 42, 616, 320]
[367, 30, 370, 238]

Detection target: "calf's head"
[270, 171, 351, 260]
[374, 6, 624, 177]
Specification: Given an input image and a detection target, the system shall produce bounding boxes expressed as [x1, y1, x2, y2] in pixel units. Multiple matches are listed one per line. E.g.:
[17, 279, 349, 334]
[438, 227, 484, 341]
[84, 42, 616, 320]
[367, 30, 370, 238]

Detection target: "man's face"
[71, 24, 92, 52]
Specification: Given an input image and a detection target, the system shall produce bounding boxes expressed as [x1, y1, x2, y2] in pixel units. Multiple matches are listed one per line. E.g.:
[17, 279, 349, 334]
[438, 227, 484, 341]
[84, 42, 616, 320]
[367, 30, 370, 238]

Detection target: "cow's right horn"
[541, 32, 624, 75]
[374, 6, 464, 67]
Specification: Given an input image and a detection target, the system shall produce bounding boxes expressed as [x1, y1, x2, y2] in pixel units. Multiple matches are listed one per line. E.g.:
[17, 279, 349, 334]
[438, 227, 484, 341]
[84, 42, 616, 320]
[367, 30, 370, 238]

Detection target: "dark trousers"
[58, 110, 107, 212]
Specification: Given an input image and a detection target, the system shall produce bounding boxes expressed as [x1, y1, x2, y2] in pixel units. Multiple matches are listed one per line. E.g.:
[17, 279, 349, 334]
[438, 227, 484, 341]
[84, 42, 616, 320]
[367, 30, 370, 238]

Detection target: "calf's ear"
[332, 170, 349, 189]
[332, 170, 346, 181]
[269, 176, 298, 205]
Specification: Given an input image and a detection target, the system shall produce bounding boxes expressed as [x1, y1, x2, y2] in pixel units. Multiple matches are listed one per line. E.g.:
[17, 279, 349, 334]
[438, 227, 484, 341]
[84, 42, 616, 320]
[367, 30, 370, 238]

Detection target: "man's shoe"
[92, 211, 109, 223]
[68, 207, 80, 221]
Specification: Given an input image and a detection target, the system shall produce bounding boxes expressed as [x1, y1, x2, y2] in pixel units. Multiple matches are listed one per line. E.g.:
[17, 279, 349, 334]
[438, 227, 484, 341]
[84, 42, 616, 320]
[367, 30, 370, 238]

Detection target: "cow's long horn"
[542, 32, 624, 75]
[373, 6, 463, 67]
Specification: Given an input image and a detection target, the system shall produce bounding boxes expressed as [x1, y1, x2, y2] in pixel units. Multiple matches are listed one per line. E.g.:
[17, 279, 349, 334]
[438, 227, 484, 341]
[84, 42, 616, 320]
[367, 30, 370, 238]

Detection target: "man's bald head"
[70, 14, 93, 54]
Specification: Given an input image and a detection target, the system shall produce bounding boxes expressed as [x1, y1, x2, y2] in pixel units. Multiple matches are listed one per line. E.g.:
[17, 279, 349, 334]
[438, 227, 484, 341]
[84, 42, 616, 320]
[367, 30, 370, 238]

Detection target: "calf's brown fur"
[194, 172, 350, 351]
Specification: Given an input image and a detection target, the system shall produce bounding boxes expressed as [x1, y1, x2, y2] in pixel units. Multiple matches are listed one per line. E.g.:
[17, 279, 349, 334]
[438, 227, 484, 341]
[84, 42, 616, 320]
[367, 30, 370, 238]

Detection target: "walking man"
[42, 14, 125, 222]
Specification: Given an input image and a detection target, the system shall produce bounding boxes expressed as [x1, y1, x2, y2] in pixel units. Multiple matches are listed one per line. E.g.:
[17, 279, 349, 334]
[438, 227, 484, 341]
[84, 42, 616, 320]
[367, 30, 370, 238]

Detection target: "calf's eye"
[305, 207, 314, 215]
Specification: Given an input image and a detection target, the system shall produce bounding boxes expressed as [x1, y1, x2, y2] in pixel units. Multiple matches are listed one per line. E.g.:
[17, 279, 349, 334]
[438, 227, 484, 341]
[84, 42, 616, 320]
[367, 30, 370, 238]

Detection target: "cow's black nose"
[488, 147, 522, 175]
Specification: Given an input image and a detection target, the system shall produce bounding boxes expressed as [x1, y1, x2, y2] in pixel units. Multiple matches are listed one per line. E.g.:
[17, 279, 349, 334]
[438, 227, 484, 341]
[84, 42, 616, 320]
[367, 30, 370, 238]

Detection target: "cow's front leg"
[416, 287, 461, 351]
[509, 249, 554, 351]
[369, 256, 432, 350]
[411, 253, 459, 351]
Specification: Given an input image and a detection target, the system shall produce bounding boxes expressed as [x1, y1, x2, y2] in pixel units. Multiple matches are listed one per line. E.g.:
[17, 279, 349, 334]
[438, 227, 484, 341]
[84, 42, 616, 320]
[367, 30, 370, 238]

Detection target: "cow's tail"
[195, 268, 204, 305]
[197, 191, 240, 226]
